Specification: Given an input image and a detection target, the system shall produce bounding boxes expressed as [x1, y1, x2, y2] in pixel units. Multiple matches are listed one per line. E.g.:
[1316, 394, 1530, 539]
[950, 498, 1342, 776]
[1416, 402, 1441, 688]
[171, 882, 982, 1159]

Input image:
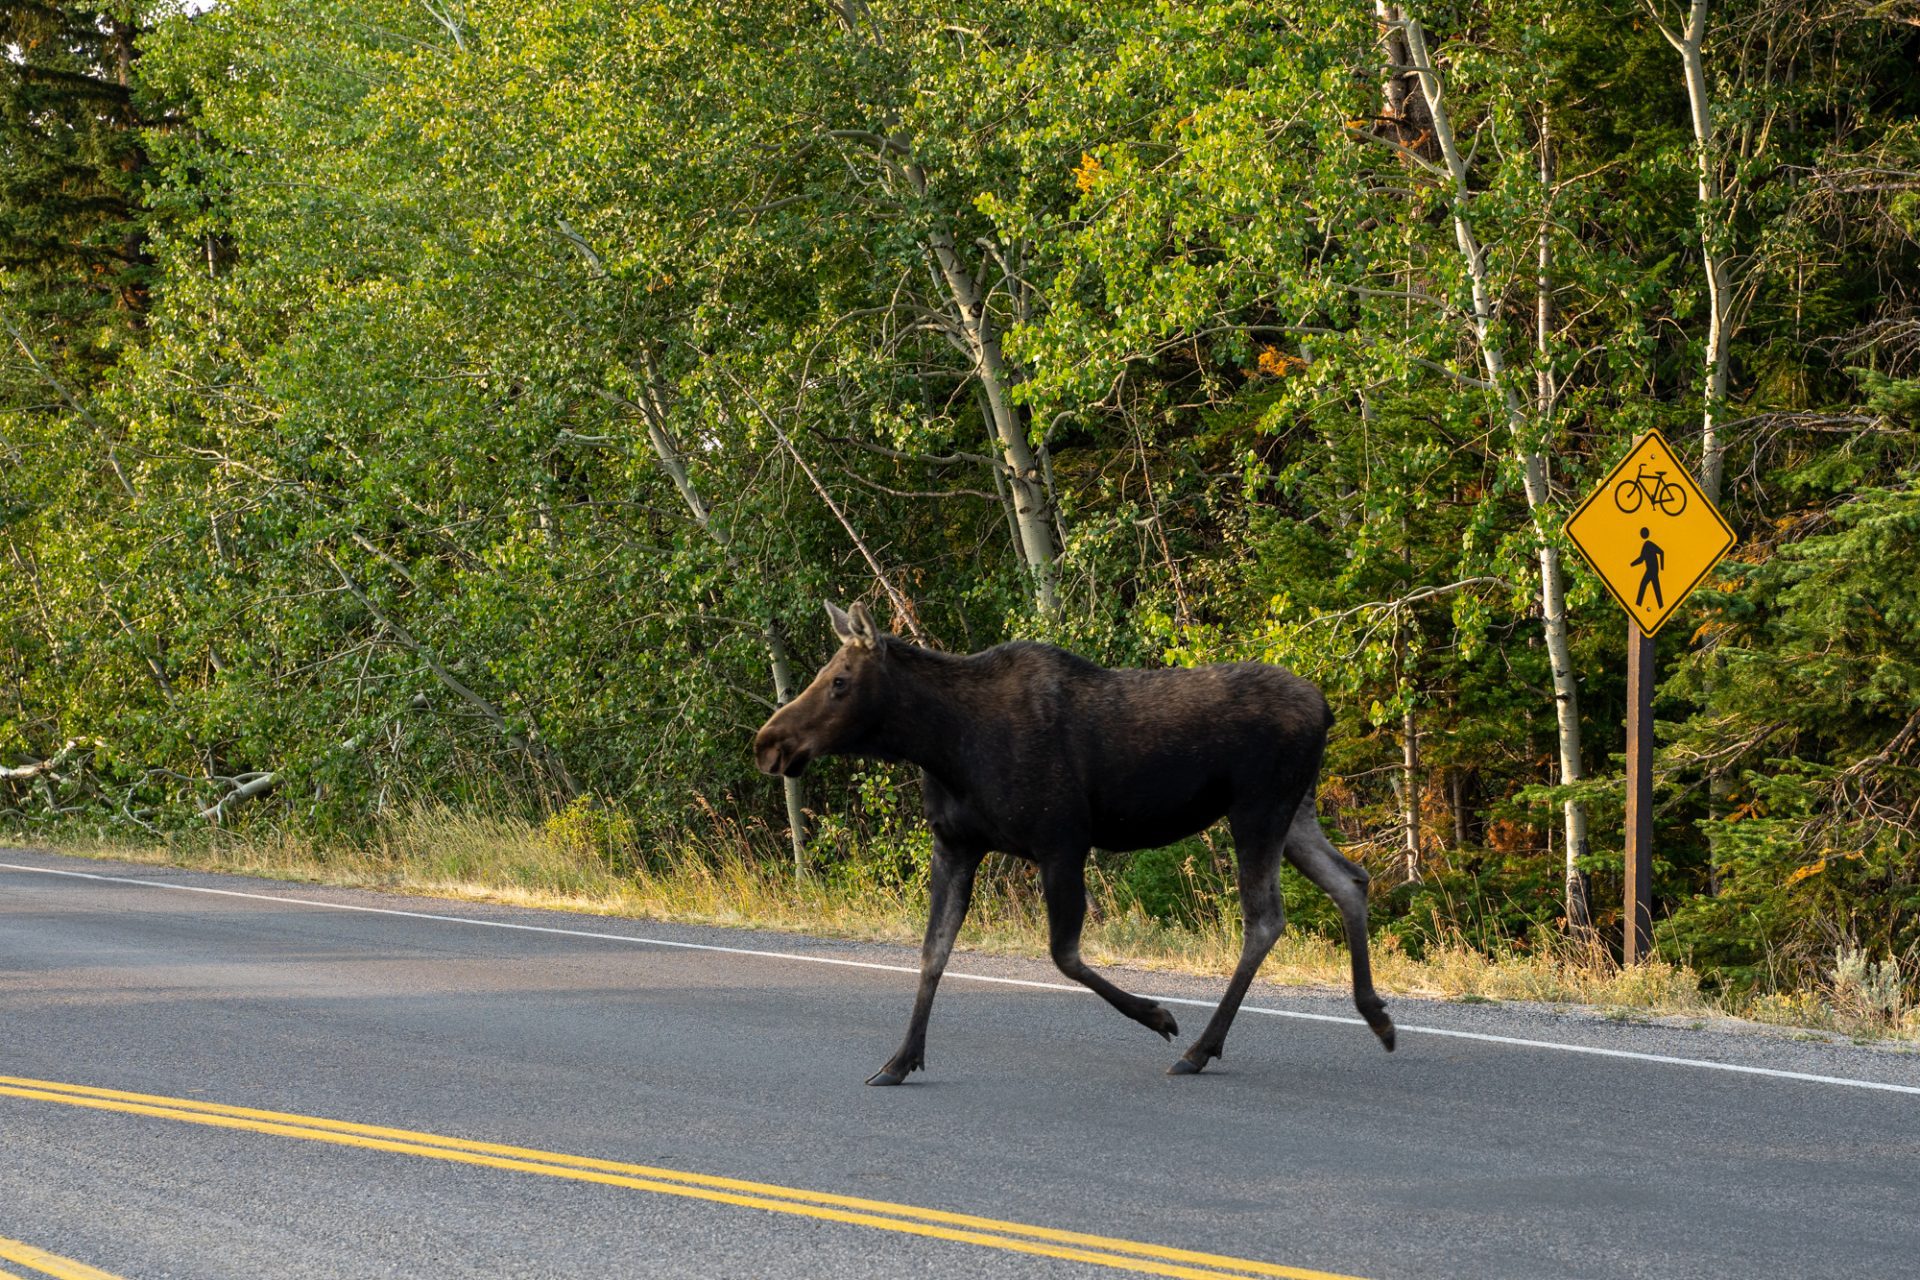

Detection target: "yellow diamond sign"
[1565, 429, 1735, 636]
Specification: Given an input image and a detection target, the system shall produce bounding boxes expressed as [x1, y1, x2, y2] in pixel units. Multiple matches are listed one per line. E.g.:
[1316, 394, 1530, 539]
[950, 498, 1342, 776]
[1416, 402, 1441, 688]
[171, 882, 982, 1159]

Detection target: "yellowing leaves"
[1071, 152, 1103, 195]
[1256, 346, 1306, 377]
[1784, 851, 1863, 887]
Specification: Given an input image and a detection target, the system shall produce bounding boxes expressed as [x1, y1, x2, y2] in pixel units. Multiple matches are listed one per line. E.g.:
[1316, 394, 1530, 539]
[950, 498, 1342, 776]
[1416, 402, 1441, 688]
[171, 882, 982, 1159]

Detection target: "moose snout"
[753, 723, 811, 778]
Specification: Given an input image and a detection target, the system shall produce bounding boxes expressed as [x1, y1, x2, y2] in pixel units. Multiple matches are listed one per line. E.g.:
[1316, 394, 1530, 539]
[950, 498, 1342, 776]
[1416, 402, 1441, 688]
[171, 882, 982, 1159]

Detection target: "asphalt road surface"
[3, 849, 1917, 1280]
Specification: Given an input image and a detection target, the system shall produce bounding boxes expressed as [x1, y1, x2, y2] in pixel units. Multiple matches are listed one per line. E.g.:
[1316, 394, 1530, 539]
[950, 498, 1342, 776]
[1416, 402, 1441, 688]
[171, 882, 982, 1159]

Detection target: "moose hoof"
[1167, 1046, 1216, 1076]
[1142, 1004, 1179, 1042]
[1361, 1003, 1396, 1052]
[866, 1054, 922, 1086]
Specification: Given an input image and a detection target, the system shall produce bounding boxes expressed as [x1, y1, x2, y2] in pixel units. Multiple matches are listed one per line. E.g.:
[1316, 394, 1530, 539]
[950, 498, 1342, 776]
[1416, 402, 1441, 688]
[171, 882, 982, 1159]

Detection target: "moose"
[753, 602, 1395, 1084]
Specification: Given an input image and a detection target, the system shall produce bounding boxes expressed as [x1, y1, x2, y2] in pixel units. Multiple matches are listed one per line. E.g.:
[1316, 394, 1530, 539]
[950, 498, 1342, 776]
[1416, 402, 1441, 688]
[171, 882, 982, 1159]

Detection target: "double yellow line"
[0, 1073, 1362, 1280]
[0, 1234, 125, 1280]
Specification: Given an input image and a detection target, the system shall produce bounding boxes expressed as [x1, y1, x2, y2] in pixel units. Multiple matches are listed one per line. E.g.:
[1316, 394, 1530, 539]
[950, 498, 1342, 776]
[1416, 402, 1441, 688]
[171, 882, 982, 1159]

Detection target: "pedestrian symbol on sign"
[1631, 528, 1664, 609]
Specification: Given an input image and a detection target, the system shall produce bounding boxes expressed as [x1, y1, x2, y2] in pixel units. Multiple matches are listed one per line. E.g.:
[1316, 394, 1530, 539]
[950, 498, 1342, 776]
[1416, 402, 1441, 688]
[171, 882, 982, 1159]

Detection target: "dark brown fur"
[754, 602, 1394, 1084]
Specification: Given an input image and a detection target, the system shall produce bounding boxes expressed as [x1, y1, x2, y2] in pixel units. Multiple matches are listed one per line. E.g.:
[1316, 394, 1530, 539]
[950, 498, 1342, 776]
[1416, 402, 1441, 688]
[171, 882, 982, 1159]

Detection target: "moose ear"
[825, 601, 856, 645]
[825, 600, 879, 649]
[848, 601, 879, 647]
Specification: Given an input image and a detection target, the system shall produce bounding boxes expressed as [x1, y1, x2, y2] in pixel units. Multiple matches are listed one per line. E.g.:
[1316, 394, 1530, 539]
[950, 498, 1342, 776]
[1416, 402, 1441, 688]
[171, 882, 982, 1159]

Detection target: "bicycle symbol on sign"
[1613, 460, 1688, 517]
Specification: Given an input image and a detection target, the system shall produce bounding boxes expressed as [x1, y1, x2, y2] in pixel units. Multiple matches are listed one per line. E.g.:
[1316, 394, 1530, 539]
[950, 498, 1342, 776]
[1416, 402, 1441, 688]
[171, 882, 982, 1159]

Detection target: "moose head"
[752, 602, 891, 778]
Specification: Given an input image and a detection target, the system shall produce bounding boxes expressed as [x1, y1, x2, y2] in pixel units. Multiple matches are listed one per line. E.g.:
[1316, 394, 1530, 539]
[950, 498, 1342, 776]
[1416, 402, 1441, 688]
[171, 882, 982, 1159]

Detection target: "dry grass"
[25, 806, 1917, 1043]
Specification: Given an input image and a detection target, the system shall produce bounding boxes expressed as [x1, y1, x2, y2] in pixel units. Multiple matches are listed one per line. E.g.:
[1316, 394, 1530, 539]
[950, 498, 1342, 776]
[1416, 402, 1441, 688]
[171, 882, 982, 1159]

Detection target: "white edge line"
[6, 859, 1918, 1099]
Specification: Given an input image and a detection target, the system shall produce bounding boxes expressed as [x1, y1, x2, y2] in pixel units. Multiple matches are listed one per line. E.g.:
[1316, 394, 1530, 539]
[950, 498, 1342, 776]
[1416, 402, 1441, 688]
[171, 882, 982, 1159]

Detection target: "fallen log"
[198, 771, 279, 824]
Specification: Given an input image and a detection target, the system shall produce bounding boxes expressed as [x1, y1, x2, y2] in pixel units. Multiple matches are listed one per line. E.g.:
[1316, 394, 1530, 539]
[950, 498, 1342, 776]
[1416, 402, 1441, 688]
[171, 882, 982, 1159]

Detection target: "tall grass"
[25, 804, 1918, 1042]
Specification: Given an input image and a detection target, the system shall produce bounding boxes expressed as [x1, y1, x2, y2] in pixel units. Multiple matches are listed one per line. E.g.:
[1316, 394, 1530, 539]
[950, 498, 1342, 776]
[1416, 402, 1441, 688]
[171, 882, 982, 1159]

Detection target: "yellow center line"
[0, 1235, 128, 1280]
[1, 1074, 1365, 1280]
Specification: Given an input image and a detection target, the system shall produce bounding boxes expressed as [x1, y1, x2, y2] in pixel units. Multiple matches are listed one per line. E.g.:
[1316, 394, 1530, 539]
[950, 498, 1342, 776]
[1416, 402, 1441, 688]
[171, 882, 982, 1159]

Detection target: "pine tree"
[1, 1, 155, 367]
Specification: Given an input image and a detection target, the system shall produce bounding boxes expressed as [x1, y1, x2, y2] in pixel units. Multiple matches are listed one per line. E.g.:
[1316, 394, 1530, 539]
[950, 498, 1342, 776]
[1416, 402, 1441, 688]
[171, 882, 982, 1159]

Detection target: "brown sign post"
[1566, 430, 1734, 963]
[1623, 623, 1656, 963]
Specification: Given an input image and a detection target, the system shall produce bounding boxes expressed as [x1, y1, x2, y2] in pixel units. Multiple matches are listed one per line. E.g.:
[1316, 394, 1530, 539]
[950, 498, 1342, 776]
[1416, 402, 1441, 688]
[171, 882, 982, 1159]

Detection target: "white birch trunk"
[989, 447, 1025, 561]
[0, 741, 78, 783]
[1394, 7, 1591, 929]
[823, 5, 1064, 614]
[1534, 112, 1592, 929]
[1401, 705, 1421, 883]
[1651, 2, 1737, 879]
[762, 621, 811, 875]
[928, 229, 1062, 612]
[628, 366, 809, 871]
[1659, 0, 1731, 504]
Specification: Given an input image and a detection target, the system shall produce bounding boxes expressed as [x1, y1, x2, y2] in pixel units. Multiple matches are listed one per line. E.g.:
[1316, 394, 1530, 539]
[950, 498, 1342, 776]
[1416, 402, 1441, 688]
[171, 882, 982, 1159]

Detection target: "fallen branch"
[1, 741, 79, 783]
[198, 771, 279, 824]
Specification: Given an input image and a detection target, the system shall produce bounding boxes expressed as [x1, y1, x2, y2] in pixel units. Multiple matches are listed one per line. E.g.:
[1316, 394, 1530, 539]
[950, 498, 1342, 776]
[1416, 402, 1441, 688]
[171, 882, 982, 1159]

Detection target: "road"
[2, 849, 1916, 1280]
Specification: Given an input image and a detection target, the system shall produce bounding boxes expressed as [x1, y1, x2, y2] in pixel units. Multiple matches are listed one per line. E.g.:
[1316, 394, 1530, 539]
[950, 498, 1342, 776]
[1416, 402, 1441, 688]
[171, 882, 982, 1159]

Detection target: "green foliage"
[543, 796, 640, 876]
[1107, 839, 1232, 927]
[1663, 469, 1920, 991]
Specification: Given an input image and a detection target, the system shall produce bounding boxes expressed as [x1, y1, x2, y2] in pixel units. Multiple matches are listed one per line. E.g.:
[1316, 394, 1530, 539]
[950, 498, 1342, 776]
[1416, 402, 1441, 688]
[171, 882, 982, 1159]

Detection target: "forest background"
[5, 0, 1919, 1028]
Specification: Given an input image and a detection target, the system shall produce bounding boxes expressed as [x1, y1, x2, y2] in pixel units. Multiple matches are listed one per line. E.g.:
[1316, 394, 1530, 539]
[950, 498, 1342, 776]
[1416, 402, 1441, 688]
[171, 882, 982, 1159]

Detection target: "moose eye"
[831, 675, 848, 693]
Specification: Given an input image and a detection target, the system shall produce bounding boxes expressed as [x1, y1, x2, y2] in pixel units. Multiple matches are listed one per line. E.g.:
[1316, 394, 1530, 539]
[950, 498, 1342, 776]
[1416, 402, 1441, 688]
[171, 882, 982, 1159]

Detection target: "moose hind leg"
[1041, 855, 1179, 1041]
[869, 839, 983, 1085]
[1170, 830, 1286, 1075]
[1287, 800, 1395, 1051]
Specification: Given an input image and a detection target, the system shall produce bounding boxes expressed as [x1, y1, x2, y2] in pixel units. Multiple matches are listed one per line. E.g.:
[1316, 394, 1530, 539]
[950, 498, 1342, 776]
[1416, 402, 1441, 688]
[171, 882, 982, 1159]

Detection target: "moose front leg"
[868, 838, 984, 1085]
